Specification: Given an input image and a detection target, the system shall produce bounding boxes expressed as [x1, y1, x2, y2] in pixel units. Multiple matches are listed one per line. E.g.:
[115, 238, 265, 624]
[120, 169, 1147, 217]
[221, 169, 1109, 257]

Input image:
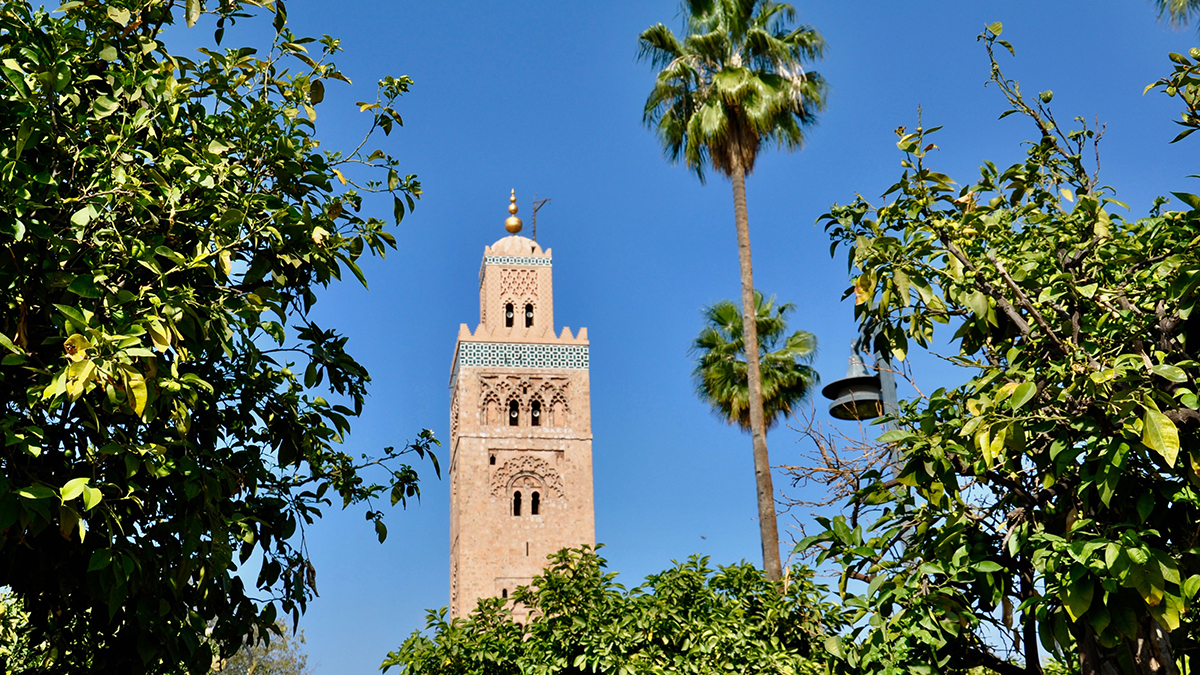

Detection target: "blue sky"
[176, 1, 1196, 672]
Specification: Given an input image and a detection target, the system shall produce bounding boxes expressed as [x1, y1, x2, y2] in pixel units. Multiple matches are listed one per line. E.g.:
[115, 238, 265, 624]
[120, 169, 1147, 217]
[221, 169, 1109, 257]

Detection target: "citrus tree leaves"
[0, 1, 433, 671]
[1142, 400, 1180, 467]
[383, 548, 839, 675]
[809, 26, 1200, 675]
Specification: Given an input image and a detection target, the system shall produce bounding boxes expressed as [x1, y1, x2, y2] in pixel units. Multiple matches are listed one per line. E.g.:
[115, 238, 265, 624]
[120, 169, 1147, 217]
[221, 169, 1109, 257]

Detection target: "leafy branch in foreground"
[0, 0, 433, 672]
[800, 23, 1200, 675]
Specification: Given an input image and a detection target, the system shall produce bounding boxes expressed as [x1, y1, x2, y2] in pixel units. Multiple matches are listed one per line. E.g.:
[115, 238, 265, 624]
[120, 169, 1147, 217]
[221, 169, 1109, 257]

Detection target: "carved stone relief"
[490, 455, 564, 498]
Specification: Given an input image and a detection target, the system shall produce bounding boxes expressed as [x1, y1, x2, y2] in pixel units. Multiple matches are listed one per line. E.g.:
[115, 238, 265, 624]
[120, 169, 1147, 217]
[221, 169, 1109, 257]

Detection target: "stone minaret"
[448, 191, 595, 619]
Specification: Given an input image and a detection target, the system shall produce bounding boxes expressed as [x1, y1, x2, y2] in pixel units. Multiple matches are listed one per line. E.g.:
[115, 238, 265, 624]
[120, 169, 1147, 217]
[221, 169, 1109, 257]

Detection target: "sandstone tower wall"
[448, 230, 594, 620]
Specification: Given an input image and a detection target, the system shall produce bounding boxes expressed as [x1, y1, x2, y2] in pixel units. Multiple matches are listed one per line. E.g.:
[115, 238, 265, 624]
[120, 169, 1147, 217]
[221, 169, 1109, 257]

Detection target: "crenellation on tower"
[448, 193, 595, 620]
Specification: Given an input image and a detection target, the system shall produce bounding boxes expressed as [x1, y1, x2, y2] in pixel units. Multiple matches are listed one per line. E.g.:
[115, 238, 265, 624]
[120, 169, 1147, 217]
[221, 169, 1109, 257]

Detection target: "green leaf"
[877, 430, 916, 443]
[82, 486, 102, 511]
[106, 6, 130, 25]
[1184, 575, 1200, 601]
[67, 274, 102, 298]
[310, 79, 325, 104]
[393, 195, 405, 224]
[92, 95, 119, 118]
[1151, 364, 1188, 383]
[0, 332, 20, 354]
[61, 477, 89, 502]
[1172, 192, 1200, 210]
[986, 22, 1003, 37]
[1142, 402, 1180, 467]
[14, 118, 32, 158]
[87, 550, 112, 572]
[825, 636, 845, 659]
[1064, 579, 1094, 621]
[17, 485, 56, 501]
[1009, 382, 1037, 410]
[185, 0, 200, 27]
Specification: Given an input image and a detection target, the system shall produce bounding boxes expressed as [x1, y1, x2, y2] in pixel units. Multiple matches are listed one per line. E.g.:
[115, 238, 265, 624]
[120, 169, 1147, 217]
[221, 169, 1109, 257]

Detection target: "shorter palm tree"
[692, 292, 818, 432]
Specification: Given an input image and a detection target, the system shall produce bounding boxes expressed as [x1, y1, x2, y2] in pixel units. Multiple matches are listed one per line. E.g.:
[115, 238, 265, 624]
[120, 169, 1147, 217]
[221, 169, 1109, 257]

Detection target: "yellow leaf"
[125, 369, 148, 416]
[1143, 403, 1180, 467]
[63, 334, 90, 362]
[219, 250, 232, 276]
[332, 169, 347, 185]
[66, 359, 95, 400]
[148, 318, 171, 353]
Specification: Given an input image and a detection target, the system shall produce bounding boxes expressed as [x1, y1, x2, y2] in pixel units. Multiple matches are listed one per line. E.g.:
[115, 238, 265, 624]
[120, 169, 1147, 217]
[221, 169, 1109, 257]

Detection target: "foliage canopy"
[803, 24, 1200, 675]
[383, 546, 840, 675]
[0, 0, 433, 671]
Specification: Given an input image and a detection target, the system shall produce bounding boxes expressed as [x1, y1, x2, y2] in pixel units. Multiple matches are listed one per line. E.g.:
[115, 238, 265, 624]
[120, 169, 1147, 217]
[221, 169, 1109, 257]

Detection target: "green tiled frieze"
[456, 342, 588, 373]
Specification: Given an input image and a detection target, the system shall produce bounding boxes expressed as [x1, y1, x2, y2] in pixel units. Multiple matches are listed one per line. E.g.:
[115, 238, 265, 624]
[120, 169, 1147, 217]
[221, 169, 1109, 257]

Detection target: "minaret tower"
[448, 191, 595, 619]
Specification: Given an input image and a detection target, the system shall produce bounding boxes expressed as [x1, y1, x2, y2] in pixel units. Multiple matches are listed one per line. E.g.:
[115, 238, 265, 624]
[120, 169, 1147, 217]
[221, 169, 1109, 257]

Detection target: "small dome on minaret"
[504, 189, 523, 233]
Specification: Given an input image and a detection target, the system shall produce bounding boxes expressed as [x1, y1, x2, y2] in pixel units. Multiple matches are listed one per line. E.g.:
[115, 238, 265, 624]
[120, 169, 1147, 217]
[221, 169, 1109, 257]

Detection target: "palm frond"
[639, 0, 826, 178]
[691, 292, 819, 431]
[1156, 0, 1200, 26]
[638, 23, 684, 68]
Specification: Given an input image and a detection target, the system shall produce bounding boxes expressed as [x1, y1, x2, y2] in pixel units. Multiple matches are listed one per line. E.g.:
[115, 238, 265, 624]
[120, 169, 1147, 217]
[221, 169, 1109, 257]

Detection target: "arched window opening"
[508, 400, 520, 426]
[489, 454, 496, 465]
[525, 303, 534, 328]
[531, 400, 541, 427]
[505, 303, 514, 328]
[531, 491, 540, 516]
[512, 491, 522, 516]
[502, 589, 508, 599]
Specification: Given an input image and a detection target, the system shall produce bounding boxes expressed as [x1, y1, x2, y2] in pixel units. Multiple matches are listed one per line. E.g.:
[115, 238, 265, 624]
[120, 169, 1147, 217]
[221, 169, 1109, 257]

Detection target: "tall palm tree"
[639, 0, 827, 581]
[693, 293, 818, 432]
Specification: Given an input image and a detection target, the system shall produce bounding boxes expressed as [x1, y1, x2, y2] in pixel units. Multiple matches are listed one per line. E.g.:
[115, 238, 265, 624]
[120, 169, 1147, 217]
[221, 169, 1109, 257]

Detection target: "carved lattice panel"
[500, 269, 538, 300]
[490, 455, 564, 498]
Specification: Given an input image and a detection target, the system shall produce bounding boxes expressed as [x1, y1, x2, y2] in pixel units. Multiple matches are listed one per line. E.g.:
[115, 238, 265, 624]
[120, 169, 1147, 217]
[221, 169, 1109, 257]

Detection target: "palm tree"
[693, 293, 818, 431]
[1157, 0, 1200, 26]
[639, 0, 827, 581]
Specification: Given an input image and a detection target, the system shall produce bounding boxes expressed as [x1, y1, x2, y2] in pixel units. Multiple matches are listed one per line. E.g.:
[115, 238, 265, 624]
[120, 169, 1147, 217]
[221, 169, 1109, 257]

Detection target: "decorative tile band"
[456, 342, 588, 373]
[479, 255, 553, 286]
[484, 255, 552, 267]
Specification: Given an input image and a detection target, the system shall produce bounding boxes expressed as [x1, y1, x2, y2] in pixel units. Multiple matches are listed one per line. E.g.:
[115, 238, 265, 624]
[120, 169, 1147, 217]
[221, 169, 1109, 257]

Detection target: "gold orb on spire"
[504, 189, 523, 233]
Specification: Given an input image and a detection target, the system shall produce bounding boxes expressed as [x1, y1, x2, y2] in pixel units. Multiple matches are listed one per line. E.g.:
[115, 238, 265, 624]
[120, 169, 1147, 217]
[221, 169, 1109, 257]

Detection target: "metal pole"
[531, 196, 551, 242]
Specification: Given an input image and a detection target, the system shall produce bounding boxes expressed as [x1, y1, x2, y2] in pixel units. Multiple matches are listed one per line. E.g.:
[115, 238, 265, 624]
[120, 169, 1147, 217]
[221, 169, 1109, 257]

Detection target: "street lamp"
[822, 334, 899, 425]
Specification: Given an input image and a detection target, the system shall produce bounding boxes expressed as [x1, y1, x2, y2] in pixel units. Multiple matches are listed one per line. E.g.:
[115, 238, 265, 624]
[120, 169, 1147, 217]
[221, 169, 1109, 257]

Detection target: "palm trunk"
[729, 154, 782, 582]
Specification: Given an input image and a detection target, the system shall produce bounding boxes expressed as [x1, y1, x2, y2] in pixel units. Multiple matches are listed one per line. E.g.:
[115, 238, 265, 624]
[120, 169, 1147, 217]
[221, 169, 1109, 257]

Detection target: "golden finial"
[504, 189, 523, 233]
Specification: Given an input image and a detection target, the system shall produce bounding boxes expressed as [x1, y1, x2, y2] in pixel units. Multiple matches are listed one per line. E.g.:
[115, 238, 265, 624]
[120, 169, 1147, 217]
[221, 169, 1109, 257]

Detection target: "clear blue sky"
[176, 1, 1196, 672]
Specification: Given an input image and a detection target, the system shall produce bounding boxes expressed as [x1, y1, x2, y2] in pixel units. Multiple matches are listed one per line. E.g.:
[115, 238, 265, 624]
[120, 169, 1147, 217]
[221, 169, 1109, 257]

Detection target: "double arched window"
[513, 490, 541, 517]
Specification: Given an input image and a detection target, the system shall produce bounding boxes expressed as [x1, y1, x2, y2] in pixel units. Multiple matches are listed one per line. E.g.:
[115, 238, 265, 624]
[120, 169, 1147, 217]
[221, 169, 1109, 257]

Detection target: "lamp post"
[821, 332, 898, 427]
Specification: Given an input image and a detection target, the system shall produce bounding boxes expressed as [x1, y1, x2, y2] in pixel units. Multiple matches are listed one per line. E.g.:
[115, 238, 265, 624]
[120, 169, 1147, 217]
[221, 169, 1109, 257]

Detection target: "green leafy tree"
[0, 590, 34, 673]
[211, 621, 311, 675]
[802, 23, 1200, 675]
[693, 292, 819, 430]
[638, 0, 827, 582]
[382, 546, 840, 675]
[0, 1, 434, 672]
